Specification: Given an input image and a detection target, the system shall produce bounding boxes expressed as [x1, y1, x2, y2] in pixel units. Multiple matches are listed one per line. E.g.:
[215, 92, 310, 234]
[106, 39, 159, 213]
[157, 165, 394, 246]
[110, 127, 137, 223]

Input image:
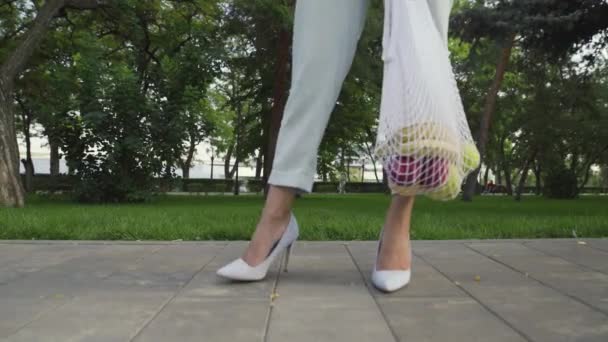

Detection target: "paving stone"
[3, 291, 173, 342]
[586, 239, 608, 253]
[266, 242, 394, 341]
[416, 243, 608, 342]
[524, 240, 608, 274]
[468, 242, 608, 313]
[0, 245, 160, 298]
[377, 297, 527, 342]
[271, 242, 369, 298]
[2, 240, 608, 341]
[267, 296, 394, 342]
[133, 297, 268, 342]
[0, 245, 46, 269]
[103, 243, 224, 290]
[0, 296, 69, 339]
[0, 245, 100, 285]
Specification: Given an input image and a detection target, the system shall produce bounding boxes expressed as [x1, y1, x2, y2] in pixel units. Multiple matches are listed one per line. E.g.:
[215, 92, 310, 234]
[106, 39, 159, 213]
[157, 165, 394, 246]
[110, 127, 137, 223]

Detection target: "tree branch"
[64, 0, 109, 10]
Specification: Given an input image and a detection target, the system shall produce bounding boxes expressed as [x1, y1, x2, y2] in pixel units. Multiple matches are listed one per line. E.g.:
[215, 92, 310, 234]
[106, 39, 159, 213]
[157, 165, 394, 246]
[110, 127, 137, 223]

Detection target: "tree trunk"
[495, 168, 502, 186]
[382, 168, 390, 194]
[462, 33, 516, 201]
[346, 157, 350, 182]
[483, 166, 490, 188]
[497, 135, 512, 195]
[0, 0, 105, 207]
[263, 26, 292, 194]
[503, 163, 513, 196]
[255, 151, 263, 179]
[515, 152, 536, 202]
[534, 161, 542, 195]
[361, 165, 365, 182]
[181, 134, 196, 179]
[577, 160, 595, 196]
[373, 164, 380, 183]
[49, 137, 60, 176]
[210, 156, 214, 180]
[362, 132, 380, 183]
[515, 168, 529, 202]
[0, 90, 25, 207]
[223, 144, 238, 180]
[17, 97, 35, 192]
[577, 145, 608, 194]
[340, 146, 345, 173]
[224, 144, 234, 179]
[23, 118, 34, 193]
[0, 0, 68, 207]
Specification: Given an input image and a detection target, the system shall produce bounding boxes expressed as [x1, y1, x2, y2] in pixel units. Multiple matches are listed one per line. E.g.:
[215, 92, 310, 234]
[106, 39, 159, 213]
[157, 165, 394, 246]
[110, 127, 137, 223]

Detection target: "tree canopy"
[0, 0, 607, 205]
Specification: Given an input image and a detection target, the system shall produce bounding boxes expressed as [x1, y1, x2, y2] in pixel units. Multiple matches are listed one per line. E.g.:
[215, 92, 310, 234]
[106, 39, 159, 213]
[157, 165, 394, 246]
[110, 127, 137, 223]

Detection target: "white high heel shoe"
[371, 229, 412, 293]
[216, 213, 299, 281]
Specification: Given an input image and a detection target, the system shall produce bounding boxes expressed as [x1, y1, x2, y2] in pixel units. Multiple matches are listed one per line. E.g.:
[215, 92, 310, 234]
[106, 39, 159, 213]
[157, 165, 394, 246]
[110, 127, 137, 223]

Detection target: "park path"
[0, 239, 607, 341]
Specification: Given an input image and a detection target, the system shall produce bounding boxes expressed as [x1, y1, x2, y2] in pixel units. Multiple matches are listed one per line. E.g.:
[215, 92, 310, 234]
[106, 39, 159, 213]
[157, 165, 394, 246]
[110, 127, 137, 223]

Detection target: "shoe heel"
[283, 243, 294, 273]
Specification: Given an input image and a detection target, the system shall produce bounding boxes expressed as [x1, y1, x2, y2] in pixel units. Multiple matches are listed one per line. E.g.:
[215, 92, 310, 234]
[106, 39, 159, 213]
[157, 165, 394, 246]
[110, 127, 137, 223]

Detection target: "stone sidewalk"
[1, 239, 607, 342]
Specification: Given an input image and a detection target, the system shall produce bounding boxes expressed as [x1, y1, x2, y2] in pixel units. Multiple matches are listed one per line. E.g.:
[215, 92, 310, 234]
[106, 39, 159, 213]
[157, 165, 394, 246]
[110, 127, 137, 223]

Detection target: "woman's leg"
[242, 186, 295, 266]
[268, 0, 369, 192]
[243, 0, 369, 266]
[378, 0, 455, 271]
[377, 195, 415, 270]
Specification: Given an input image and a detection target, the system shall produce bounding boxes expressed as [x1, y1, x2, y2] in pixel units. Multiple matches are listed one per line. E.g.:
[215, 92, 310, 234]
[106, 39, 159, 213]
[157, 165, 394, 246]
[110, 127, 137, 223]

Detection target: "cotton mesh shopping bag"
[374, 0, 480, 200]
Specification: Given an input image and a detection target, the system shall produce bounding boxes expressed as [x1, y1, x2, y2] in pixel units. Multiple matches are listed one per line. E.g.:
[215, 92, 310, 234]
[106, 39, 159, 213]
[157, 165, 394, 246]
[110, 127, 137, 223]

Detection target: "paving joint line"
[582, 244, 608, 254]
[414, 243, 534, 342]
[262, 260, 283, 342]
[1, 244, 165, 290]
[464, 243, 608, 316]
[344, 244, 399, 342]
[99, 244, 167, 282]
[0, 246, 99, 288]
[521, 241, 608, 276]
[1, 244, 169, 338]
[129, 242, 229, 341]
[1, 298, 72, 339]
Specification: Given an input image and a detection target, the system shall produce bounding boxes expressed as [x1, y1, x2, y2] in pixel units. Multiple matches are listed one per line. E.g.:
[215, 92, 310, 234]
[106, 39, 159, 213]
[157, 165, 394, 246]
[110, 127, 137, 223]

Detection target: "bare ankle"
[260, 209, 290, 226]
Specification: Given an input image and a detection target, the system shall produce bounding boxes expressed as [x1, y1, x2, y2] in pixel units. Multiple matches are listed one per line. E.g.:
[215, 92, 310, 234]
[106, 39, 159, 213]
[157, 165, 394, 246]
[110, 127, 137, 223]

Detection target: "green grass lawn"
[1, 194, 607, 240]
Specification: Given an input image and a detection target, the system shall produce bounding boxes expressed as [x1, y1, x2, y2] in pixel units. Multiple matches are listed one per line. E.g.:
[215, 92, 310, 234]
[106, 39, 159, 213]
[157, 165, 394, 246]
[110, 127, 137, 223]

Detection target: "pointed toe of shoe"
[216, 259, 264, 281]
[371, 270, 411, 293]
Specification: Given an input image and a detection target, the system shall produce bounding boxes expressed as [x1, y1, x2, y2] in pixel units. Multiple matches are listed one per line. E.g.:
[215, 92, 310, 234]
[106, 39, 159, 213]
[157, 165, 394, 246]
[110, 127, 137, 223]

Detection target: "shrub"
[544, 168, 578, 199]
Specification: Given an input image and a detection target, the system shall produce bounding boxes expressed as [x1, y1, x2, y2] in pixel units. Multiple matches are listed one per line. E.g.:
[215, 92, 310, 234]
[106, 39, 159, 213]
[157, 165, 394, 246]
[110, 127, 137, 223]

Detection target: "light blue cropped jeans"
[267, 0, 454, 193]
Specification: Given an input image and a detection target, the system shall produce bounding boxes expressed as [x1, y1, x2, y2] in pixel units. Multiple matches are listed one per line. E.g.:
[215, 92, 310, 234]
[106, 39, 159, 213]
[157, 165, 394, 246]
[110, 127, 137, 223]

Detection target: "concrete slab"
[267, 296, 394, 342]
[3, 291, 173, 342]
[266, 243, 394, 341]
[0, 244, 103, 285]
[586, 239, 608, 253]
[2, 239, 608, 341]
[0, 296, 69, 339]
[0, 244, 49, 269]
[416, 243, 608, 342]
[524, 239, 608, 274]
[467, 242, 608, 313]
[377, 297, 527, 342]
[132, 297, 269, 342]
[0, 245, 160, 298]
[103, 243, 224, 290]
